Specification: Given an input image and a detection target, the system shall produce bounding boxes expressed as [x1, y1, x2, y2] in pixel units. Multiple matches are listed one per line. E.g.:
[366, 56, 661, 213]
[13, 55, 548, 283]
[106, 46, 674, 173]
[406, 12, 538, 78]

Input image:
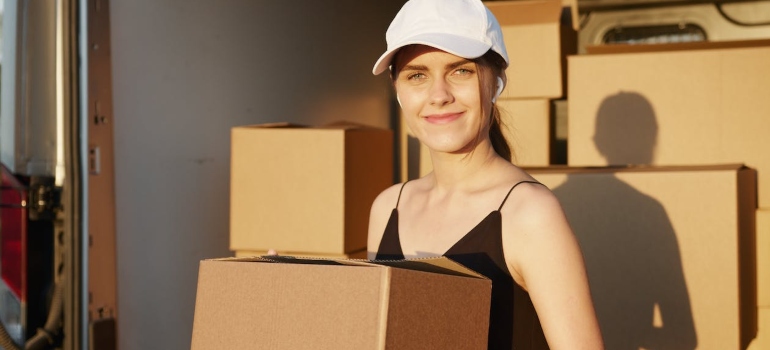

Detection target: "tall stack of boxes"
[488, 0, 576, 167]
[564, 41, 770, 348]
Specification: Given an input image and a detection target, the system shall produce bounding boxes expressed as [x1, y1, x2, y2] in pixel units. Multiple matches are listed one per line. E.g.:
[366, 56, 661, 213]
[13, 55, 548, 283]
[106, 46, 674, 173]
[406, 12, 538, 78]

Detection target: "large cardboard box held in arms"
[567, 44, 770, 207]
[229, 123, 393, 255]
[190, 256, 491, 350]
[526, 164, 757, 350]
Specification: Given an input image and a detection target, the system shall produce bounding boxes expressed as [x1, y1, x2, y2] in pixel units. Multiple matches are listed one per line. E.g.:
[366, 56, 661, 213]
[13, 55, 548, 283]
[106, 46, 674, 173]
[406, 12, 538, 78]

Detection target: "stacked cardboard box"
[528, 165, 757, 349]
[566, 40, 770, 348]
[400, 0, 578, 180]
[568, 42, 770, 207]
[229, 122, 393, 258]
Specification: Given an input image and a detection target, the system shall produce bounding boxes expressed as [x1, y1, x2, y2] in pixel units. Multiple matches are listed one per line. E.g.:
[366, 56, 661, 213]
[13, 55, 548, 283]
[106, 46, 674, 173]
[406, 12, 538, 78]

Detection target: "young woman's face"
[393, 45, 491, 156]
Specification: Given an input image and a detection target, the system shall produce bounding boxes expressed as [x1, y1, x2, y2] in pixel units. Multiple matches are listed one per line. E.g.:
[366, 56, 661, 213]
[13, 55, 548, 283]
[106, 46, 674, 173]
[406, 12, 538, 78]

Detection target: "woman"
[367, 0, 604, 349]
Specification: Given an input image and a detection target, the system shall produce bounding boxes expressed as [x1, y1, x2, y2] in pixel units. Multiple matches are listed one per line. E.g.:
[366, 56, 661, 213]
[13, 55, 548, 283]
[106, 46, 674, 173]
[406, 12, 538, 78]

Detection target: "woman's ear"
[493, 76, 504, 103]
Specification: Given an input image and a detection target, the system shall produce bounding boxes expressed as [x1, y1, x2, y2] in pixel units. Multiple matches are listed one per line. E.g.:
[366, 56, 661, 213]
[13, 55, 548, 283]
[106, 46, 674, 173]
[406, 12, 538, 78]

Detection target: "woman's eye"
[407, 72, 426, 81]
[454, 68, 474, 76]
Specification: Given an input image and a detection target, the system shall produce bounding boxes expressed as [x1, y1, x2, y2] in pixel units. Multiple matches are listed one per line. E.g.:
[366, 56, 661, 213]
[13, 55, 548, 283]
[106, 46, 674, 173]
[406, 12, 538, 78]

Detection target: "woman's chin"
[423, 138, 479, 156]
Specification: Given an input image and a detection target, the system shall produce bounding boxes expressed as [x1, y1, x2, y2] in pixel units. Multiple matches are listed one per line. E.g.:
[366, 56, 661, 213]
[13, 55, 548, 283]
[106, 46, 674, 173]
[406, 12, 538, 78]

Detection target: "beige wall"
[109, 1, 402, 349]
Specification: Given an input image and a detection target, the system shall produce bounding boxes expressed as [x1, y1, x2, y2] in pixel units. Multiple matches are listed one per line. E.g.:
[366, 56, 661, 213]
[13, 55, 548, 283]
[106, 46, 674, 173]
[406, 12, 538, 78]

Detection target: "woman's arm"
[503, 185, 604, 349]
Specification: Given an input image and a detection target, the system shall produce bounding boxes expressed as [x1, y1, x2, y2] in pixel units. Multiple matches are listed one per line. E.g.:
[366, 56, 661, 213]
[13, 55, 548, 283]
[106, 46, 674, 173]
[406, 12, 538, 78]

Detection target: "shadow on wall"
[552, 92, 697, 349]
[592, 92, 658, 165]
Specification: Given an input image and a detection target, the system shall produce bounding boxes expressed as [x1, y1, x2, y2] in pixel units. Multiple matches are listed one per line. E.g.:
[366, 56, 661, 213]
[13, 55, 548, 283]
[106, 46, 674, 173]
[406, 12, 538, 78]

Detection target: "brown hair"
[474, 50, 512, 162]
[390, 47, 513, 162]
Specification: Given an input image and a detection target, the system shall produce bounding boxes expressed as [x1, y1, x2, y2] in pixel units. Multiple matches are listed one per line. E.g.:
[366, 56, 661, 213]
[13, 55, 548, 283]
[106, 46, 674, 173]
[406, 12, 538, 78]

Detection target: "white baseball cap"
[372, 0, 509, 75]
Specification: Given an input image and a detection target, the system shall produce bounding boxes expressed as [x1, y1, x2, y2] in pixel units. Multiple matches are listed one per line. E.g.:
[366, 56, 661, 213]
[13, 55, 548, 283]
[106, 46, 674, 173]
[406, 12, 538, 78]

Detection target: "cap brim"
[372, 33, 492, 75]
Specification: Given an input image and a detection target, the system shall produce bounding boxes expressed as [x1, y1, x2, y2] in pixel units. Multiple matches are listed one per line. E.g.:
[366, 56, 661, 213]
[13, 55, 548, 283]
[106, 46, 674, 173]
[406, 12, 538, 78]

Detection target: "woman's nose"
[429, 78, 454, 106]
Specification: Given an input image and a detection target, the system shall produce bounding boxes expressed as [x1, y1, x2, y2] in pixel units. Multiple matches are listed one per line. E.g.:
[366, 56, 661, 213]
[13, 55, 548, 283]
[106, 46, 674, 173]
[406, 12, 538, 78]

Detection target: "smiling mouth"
[423, 112, 463, 124]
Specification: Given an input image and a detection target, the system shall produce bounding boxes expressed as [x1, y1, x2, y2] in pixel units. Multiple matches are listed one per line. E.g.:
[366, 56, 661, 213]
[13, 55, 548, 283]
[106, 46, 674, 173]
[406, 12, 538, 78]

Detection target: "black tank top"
[375, 181, 549, 350]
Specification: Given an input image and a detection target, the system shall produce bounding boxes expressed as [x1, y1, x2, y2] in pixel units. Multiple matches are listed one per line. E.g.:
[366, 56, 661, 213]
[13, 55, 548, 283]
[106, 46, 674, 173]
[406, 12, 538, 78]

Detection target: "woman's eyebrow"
[446, 59, 473, 70]
[400, 64, 427, 72]
[401, 59, 473, 72]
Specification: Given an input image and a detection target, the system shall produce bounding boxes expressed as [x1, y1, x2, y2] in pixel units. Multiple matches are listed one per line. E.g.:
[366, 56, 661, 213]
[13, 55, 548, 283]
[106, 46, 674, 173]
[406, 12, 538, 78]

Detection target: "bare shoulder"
[367, 183, 404, 259]
[499, 182, 574, 283]
[503, 182, 566, 231]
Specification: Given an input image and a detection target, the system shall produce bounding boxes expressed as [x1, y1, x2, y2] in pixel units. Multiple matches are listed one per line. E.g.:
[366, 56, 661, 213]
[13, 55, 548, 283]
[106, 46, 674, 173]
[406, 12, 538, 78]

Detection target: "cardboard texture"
[486, 0, 576, 99]
[758, 209, 770, 308]
[399, 99, 551, 181]
[233, 249, 368, 260]
[567, 45, 770, 207]
[191, 256, 491, 350]
[526, 165, 757, 349]
[499, 99, 551, 167]
[229, 123, 393, 254]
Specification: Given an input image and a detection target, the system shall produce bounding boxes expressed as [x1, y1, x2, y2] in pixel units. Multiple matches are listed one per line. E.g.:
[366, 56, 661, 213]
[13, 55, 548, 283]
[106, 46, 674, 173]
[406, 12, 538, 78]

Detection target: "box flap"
[205, 256, 274, 263]
[233, 121, 385, 130]
[319, 121, 383, 130]
[371, 257, 489, 280]
[220, 255, 489, 279]
[234, 122, 309, 129]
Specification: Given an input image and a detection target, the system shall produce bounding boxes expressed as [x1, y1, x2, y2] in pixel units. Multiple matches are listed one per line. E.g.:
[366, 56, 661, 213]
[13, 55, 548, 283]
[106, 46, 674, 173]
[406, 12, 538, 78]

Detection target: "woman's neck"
[427, 139, 506, 192]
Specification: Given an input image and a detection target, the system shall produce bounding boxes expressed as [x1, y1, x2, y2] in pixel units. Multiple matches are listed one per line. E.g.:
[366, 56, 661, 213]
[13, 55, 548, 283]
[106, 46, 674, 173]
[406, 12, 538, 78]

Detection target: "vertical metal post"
[62, 0, 87, 348]
[85, 0, 118, 348]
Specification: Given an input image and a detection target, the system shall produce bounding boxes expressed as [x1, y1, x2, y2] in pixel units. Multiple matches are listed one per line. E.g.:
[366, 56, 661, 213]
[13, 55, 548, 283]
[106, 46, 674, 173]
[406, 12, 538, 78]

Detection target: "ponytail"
[474, 50, 516, 163]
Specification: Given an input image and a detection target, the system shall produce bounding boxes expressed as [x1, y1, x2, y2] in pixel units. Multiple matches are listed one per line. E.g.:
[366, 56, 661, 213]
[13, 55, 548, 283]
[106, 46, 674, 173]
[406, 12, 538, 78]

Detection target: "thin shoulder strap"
[498, 180, 543, 211]
[395, 181, 409, 209]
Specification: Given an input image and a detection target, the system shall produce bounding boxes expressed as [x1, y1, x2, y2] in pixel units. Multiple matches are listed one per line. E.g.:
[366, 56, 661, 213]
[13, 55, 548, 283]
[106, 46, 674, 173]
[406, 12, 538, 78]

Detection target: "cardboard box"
[486, 0, 577, 99]
[399, 99, 551, 181]
[233, 249, 368, 260]
[567, 45, 770, 207]
[526, 164, 757, 349]
[191, 256, 491, 350]
[759, 209, 770, 308]
[230, 123, 393, 255]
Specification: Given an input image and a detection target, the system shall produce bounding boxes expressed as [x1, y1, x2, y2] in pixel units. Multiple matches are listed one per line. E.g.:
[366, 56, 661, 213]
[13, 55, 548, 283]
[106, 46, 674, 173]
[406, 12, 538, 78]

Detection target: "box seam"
[377, 268, 391, 350]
